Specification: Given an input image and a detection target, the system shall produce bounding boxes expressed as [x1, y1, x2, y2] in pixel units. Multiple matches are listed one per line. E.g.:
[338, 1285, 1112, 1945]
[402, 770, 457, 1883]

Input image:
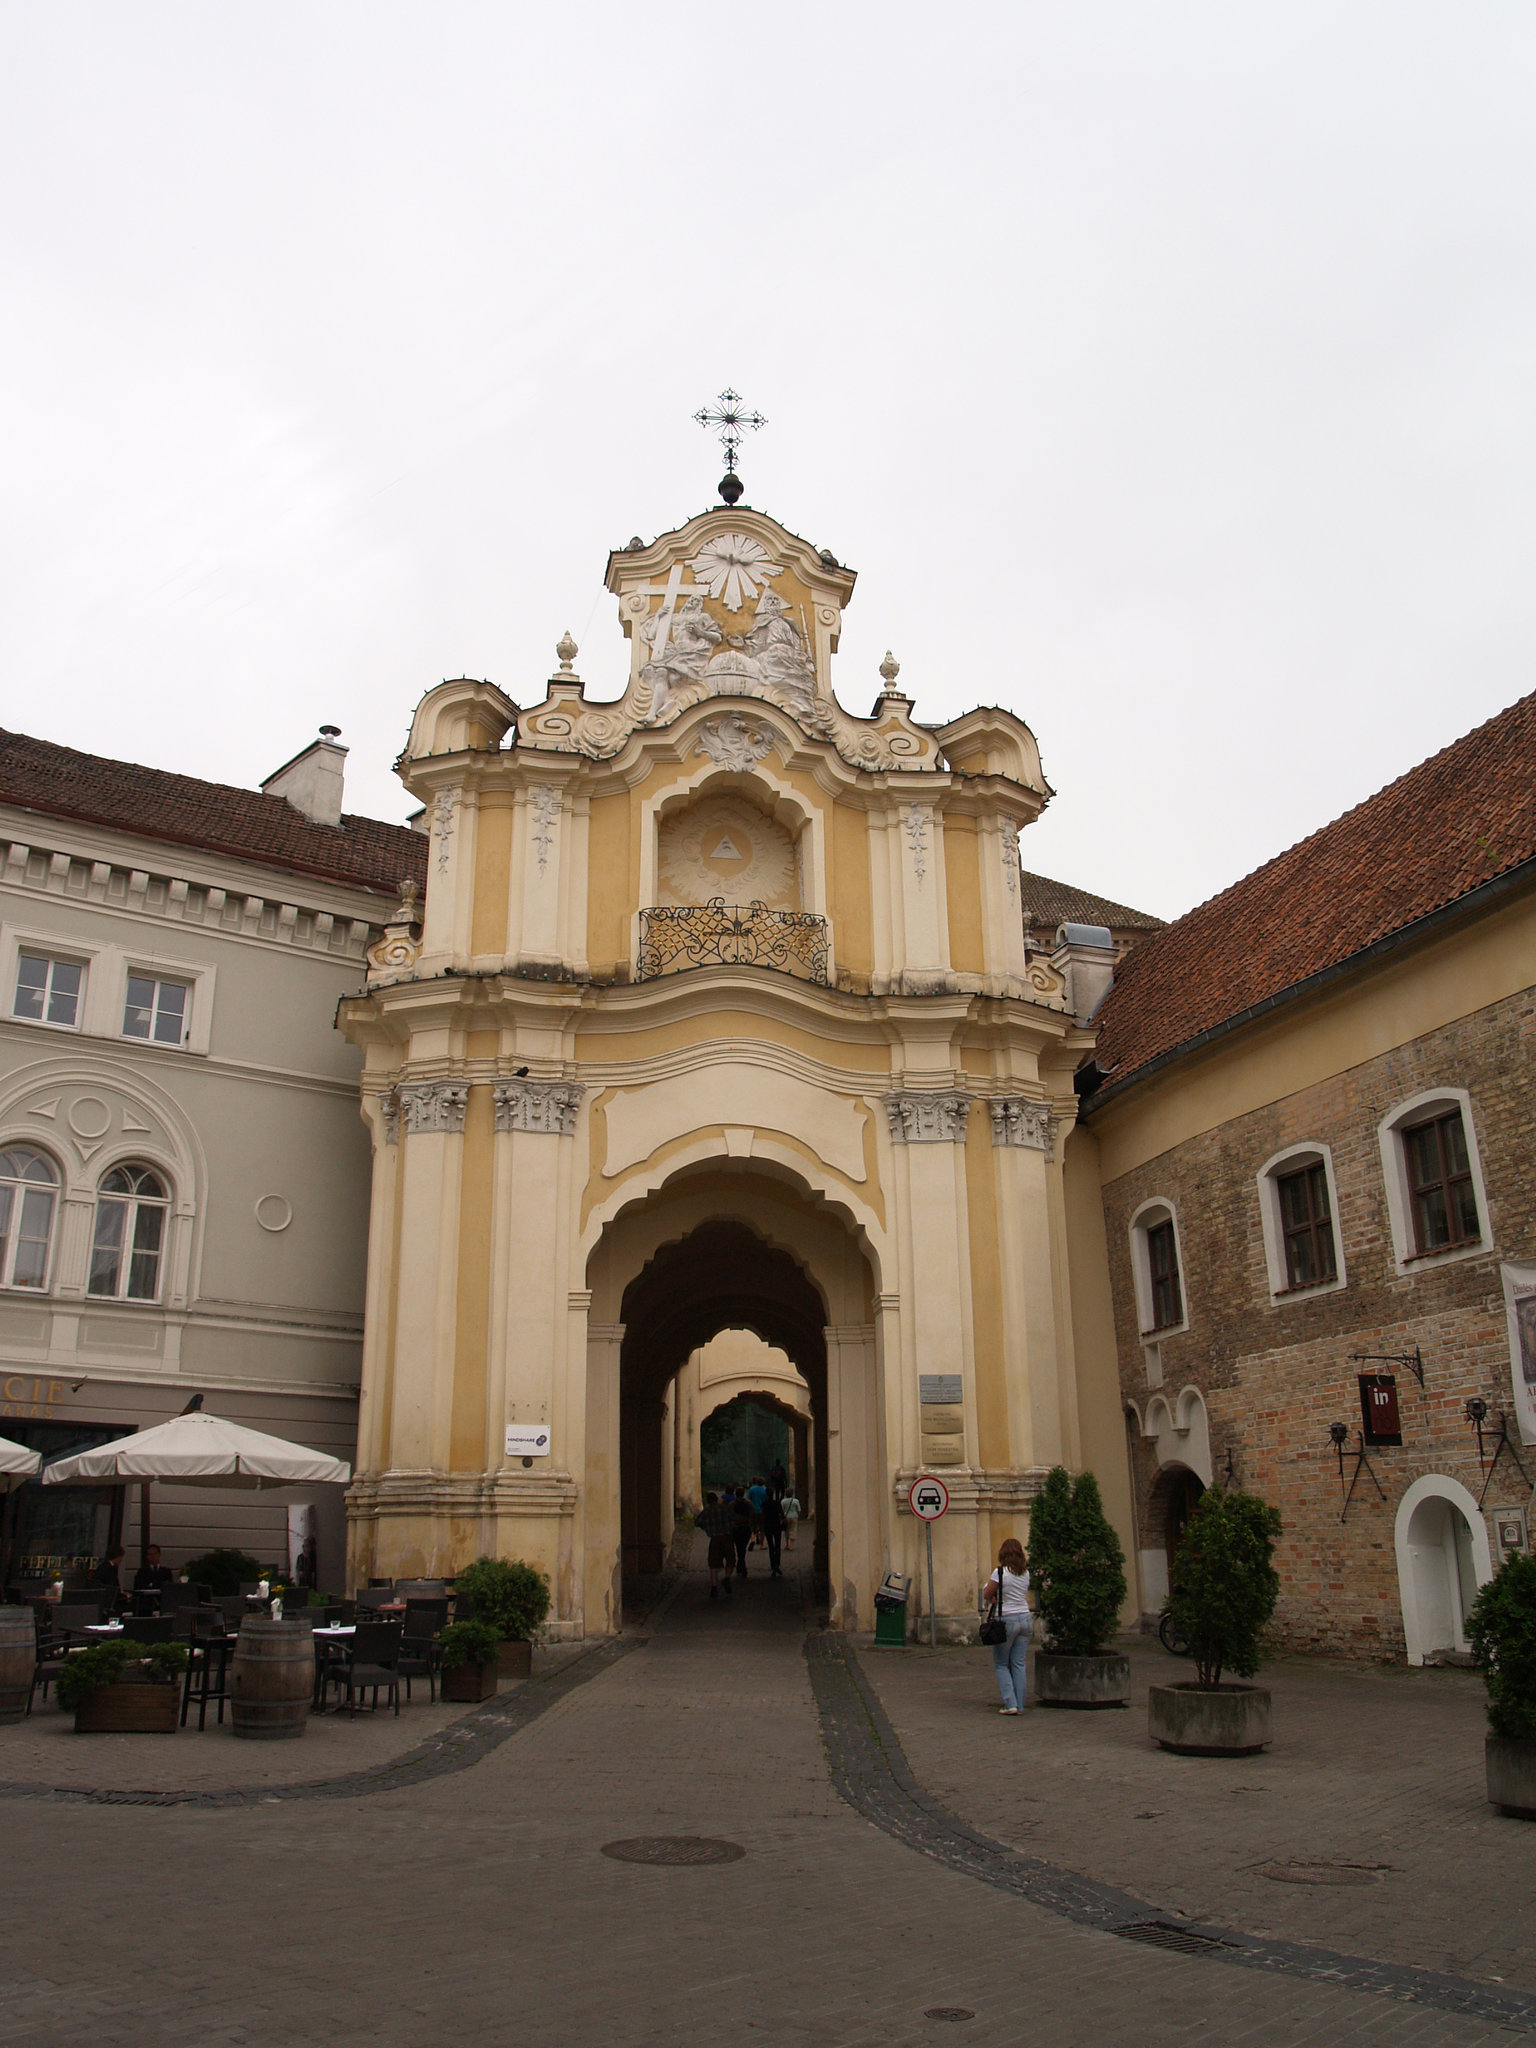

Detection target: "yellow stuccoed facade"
[340, 504, 1130, 1638]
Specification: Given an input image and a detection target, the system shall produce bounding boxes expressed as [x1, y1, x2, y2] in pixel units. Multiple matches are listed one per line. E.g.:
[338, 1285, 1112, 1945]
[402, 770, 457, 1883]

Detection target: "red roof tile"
[1019, 870, 1164, 937]
[1089, 691, 1536, 1094]
[0, 729, 425, 897]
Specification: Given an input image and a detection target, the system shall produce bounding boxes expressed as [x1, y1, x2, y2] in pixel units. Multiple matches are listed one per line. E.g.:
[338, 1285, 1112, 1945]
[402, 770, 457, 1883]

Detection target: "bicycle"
[1158, 1610, 1192, 1657]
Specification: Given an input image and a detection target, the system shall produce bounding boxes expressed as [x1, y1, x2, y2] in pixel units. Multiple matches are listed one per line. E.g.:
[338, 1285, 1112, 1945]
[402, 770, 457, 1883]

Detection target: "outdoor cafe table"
[310, 1625, 355, 1711]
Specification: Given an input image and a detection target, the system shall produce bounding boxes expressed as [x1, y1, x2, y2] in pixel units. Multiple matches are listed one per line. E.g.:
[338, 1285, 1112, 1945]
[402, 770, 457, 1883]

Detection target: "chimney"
[1052, 922, 1117, 1025]
[262, 725, 347, 828]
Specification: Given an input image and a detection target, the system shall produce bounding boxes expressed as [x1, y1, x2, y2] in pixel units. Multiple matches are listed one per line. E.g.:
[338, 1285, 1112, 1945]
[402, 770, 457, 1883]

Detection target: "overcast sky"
[2, 5, 1532, 920]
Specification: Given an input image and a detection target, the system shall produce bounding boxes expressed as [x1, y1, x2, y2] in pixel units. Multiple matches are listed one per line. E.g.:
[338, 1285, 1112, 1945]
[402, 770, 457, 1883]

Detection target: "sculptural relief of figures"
[640, 592, 722, 717]
[735, 589, 817, 712]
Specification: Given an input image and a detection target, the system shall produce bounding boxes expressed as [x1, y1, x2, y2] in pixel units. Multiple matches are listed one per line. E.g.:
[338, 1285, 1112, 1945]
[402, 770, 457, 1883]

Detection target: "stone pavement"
[0, 1537, 1528, 2047]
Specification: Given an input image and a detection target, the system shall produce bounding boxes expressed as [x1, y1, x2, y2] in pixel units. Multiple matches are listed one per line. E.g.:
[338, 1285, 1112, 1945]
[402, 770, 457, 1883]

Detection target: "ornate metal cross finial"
[695, 387, 765, 505]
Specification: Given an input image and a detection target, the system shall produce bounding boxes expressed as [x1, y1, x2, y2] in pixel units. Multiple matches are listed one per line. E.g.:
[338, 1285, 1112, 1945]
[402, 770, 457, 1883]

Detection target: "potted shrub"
[1149, 1488, 1281, 1756]
[1468, 1552, 1536, 1818]
[56, 1640, 188, 1734]
[181, 1547, 263, 1597]
[439, 1620, 502, 1703]
[1029, 1466, 1131, 1707]
[454, 1557, 550, 1678]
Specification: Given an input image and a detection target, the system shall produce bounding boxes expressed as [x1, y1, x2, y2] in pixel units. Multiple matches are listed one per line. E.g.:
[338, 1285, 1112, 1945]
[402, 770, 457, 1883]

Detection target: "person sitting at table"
[133, 1544, 173, 1592]
[92, 1545, 127, 1612]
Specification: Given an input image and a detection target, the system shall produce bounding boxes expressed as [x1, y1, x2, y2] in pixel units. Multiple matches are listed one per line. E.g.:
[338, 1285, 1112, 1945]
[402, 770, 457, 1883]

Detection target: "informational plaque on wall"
[918, 1375, 962, 1406]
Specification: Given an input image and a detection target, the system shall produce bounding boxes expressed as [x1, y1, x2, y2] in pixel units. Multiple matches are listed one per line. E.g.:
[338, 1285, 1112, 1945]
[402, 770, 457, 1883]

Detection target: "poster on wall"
[1503, 1262, 1536, 1446]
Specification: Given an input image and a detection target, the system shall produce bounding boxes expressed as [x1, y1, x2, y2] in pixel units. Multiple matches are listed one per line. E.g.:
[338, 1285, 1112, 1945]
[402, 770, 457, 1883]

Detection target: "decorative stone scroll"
[493, 1078, 583, 1136]
[379, 1092, 401, 1146]
[694, 714, 776, 773]
[529, 786, 560, 875]
[366, 877, 423, 983]
[398, 1080, 469, 1135]
[883, 1093, 972, 1144]
[988, 1098, 1054, 1158]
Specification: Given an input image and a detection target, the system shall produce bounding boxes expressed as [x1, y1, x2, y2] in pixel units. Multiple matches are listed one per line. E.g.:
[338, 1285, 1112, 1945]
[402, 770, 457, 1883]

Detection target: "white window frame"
[113, 950, 214, 1057]
[1378, 1087, 1490, 1276]
[120, 970, 194, 1049]
[1256, 1143, 1347, 1303]
[4, 930, 94, 1035]
[86, 1162, 173, 1304]
[1128, 1197, 1189, 1343]
[0, 1140, 64, 1293]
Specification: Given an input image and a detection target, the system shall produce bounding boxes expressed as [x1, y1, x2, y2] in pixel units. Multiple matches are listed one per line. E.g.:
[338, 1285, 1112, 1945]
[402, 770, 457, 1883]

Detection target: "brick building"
[1074, 691, 1536, 1661]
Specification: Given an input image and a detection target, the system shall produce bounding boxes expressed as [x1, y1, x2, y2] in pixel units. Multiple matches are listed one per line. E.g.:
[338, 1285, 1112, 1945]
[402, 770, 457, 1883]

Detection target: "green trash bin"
[872, 1571, 911, 1647]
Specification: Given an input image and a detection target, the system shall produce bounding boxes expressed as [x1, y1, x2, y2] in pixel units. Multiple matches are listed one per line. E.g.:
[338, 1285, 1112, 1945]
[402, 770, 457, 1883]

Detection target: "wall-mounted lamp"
[1465, 1398, 1531, 1507]
[1328, 1421, 1384, 1522]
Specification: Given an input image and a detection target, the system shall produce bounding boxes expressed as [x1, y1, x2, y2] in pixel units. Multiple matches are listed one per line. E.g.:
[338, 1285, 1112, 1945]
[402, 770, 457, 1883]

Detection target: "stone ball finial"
[556, 631, 578, 673]
[879, 650, 901, 688]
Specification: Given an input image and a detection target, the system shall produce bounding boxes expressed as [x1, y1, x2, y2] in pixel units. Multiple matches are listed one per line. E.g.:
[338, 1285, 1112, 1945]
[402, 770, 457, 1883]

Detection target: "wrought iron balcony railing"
[637, 899, 830, 985]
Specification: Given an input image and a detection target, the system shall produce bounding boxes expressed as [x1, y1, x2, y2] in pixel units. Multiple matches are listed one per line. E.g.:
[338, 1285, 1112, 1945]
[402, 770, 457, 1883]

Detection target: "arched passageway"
[699, 1389, 810, 1500]
[583, 1163, 881, 1633]
[618, 1219, 830, 1582]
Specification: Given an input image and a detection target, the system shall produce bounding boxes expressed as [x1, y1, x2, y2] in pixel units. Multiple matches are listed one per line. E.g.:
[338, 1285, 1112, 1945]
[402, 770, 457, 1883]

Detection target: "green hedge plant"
[1469, 1552, 1536, 1741]
[181, 1548, 262, 1596]
[453, 1558, 550, 1642]
[438, 1619, 503, 1671]
[1165, 1489, 1283, 1690]
[55, 1640, 188, 1711]
[1028, 1466, 1128, 1656]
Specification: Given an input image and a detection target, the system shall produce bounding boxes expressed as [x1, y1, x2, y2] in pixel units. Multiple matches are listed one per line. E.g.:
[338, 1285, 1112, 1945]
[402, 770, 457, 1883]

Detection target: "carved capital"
[398, 1080, 469, 1135]
[493, 1078, 583, 1136]
[988, 1097, 1054, 1158]
[883, 1092, 972, 1144]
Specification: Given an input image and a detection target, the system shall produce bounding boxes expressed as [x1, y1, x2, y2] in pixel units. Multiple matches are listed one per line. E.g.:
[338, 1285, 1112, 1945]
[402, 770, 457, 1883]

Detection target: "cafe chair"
[121, 1614, 176, 1644]
[28, 1611, 69, 1712]
[181, 1618, 233, 1729]
[342, 1621, 402, 1717]
[397, 1602, 448, 1704]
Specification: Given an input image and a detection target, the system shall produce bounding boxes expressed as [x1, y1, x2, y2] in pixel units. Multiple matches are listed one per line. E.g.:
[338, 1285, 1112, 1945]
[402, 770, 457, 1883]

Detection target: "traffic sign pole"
[907, 1475, 950, 1650]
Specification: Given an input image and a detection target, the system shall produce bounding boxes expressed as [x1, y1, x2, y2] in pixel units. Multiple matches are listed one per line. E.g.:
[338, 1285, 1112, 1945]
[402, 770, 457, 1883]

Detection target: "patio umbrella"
[41, 1410, 351, 1490]
[0, 1432, 42, 1492]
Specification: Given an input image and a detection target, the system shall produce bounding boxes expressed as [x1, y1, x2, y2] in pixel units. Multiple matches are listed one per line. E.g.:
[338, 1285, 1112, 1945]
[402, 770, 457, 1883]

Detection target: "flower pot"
[496, 1638, 532, 1680]
[1148, 1681, 1271, 1756]
[74, 1682, 180, 1734]
[1486, 1736, 1536, 1819]
[442, 1659, 499, 1703]
[1035, 1651, 1131, 1709]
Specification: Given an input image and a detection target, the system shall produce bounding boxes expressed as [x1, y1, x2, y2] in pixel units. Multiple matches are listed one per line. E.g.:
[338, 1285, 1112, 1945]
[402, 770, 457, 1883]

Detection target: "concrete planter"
[74, 1682, 180, 1734]
[1148, 1681, 1271, 1756]
[442, 1660, 499, 1703]
[1035, 1651, 1131, 1709]
[1486, 1737, 1536, 1819]
[496, 1638, 532, 1680]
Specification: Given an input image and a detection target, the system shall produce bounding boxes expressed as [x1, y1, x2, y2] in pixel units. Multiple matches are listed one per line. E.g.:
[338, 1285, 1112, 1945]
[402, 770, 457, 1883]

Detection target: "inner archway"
[583, 1161, 882, 1633]
[618, 1218, 831, 1584]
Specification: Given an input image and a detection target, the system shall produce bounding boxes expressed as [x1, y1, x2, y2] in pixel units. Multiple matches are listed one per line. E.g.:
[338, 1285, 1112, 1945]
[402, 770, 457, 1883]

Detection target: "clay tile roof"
[1090, 690, 1536, 1095]
[1019, 871, 1165, 936]
[0, 728, 426, 897]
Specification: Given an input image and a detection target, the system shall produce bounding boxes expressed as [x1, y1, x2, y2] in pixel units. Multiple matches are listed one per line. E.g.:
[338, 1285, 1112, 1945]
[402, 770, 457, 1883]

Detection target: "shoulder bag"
[979, 1571, 1007, 1646]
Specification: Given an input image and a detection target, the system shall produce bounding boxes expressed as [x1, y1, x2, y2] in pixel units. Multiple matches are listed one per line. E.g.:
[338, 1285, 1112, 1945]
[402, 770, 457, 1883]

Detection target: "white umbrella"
[41, 1409, 351, 1490]
[0, 1432, 42, 1493]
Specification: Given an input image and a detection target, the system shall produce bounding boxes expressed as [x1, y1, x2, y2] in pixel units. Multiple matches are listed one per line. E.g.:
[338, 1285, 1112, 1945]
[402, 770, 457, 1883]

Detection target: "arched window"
[88, 1164, 170, 1302]
[0, 1145, 60, 1290]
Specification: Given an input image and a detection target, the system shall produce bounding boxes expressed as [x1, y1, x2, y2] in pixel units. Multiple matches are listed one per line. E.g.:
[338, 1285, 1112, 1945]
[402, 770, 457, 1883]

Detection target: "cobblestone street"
[2, 1538, 1532, 2048]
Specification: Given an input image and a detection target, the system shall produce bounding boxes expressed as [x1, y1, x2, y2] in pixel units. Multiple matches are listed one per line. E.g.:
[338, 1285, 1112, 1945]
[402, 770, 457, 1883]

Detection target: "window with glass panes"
[0, 1146, 60, 1289]
[1146, 1218, 1183, 1329]
[1403, 1109, 1480, 1254]
[13, 952, 83, 1027]
[122, 975, 189, 1045]
[88, 1165, 170, 1301]
[1277, 1161, 1337, 1288]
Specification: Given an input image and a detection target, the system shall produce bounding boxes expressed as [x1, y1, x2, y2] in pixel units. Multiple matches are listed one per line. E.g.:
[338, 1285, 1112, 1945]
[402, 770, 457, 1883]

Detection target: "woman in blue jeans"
[983, 1538, 1033, 1713]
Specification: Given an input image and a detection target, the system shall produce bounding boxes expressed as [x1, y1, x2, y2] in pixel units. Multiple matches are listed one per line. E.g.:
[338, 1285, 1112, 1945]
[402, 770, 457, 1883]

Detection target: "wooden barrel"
[0, 1607, 35, 1724]
[229, 1618, 312, 1740]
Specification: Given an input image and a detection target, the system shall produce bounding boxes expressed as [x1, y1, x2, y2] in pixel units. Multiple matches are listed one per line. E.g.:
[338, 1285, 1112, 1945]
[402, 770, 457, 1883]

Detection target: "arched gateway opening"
[584, 1163, 881, 1632]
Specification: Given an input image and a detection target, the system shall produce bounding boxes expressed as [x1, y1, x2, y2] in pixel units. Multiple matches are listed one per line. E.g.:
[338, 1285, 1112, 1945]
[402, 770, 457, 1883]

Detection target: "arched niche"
[1394, 1473, 1493, 1665]
[656, 787, 801, 909]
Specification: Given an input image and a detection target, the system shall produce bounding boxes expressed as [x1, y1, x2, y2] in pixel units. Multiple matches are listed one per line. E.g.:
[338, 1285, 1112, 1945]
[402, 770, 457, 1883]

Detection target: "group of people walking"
[695, 1464, 801, 1598]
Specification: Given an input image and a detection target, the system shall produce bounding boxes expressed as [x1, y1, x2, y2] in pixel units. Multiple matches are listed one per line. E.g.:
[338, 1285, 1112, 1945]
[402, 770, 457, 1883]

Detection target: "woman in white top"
[781, 1493, 801, 1550]
[983, 1537, 1033, 1713]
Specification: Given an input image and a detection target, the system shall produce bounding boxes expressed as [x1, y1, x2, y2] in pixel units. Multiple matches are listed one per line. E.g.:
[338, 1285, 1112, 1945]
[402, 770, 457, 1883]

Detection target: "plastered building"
[341, 503, 1133, 1636]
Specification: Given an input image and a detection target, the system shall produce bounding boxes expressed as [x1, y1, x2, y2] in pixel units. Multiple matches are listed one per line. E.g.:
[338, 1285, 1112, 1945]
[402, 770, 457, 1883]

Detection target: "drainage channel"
[0, 1633, 640, 1809]
[805, 1632, 1536, 2034]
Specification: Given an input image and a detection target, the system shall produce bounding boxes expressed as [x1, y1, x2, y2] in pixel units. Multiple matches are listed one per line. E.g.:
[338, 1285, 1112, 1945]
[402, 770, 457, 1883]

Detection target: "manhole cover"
[923, 2010, 976, 2023]
[1115, 1921, 1234, 1956]
[600, 1836, 745, 1866]
[1253, 1860, 1384, 1887]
